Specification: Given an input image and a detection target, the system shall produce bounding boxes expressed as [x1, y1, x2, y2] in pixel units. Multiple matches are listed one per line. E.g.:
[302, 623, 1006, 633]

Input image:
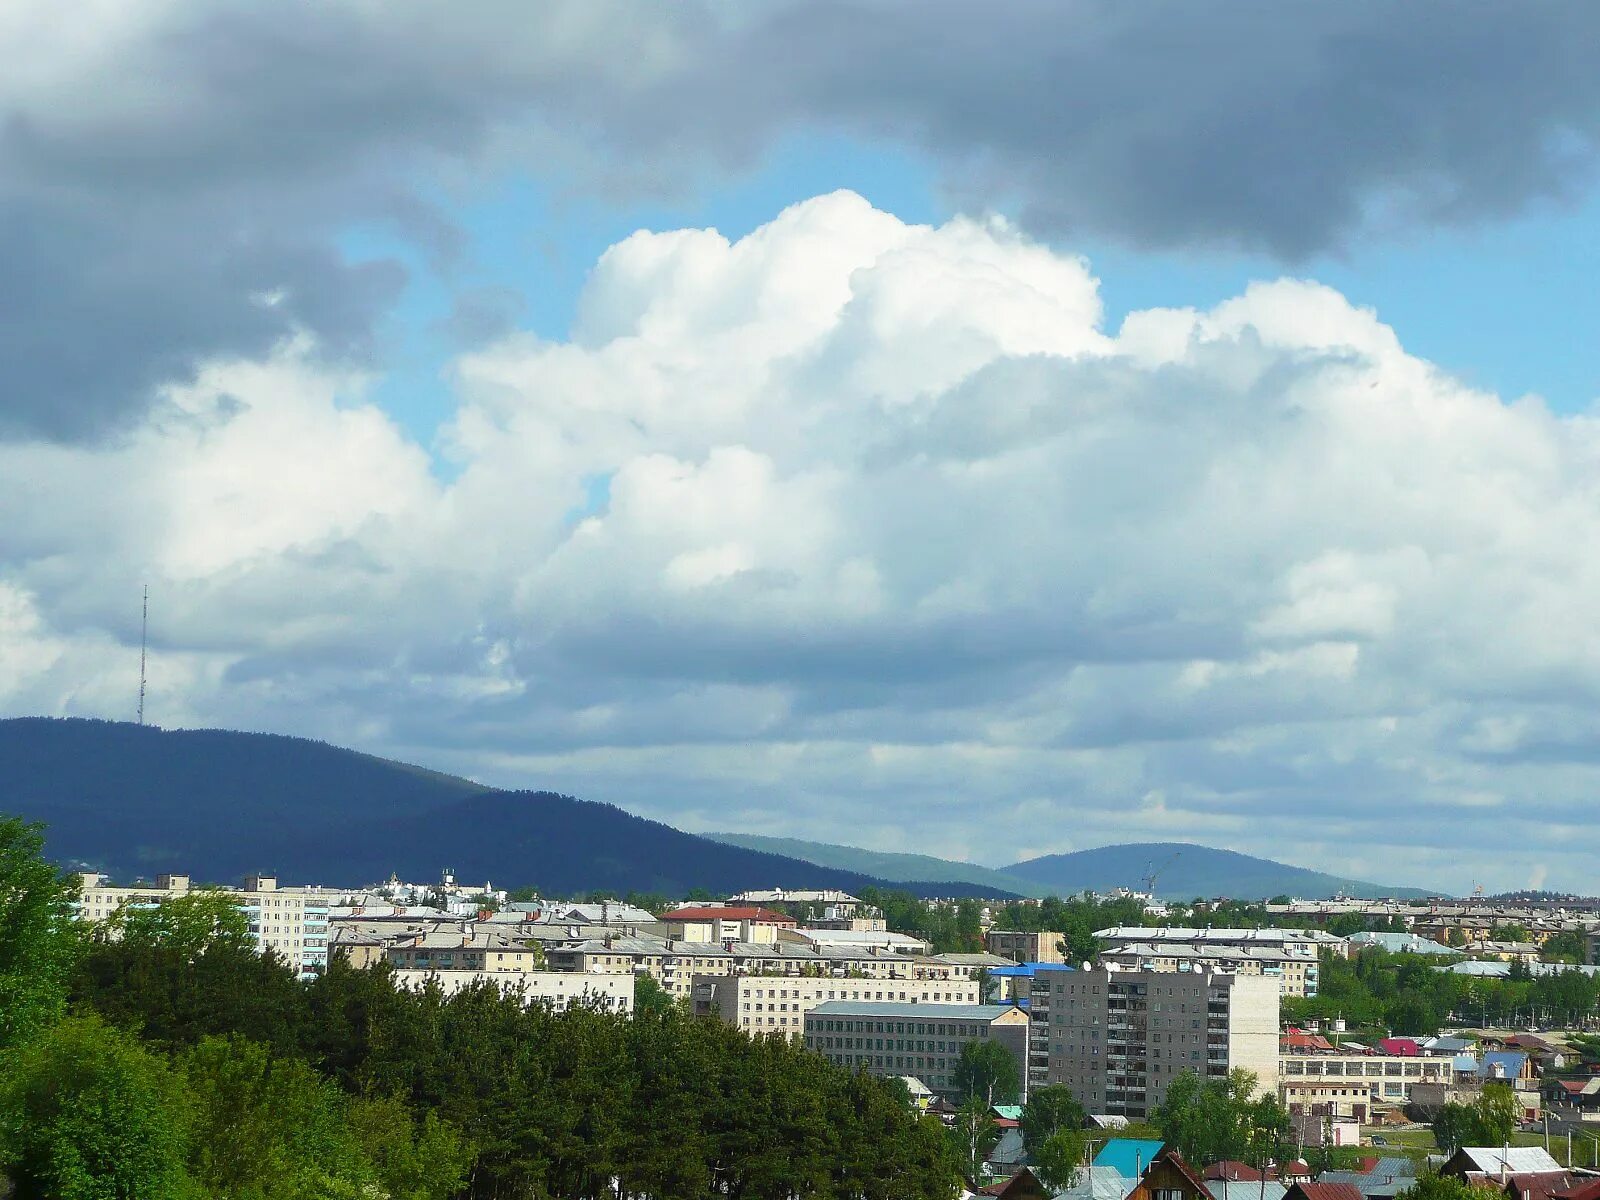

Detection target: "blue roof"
[1094, 1139, 1164, 1179]
[1479, 1051, 1526, 1081]
[987, 962, 1077, 978]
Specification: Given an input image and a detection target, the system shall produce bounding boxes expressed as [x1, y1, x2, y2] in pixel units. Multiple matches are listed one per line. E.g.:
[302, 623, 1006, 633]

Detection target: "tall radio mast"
[137, 584, 148, 725]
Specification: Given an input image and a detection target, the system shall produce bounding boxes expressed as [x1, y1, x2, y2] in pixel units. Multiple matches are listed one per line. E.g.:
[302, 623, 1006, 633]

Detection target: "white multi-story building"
[804, 1002, 1031, 1100]
[1044, 967, 1280, 1120]
[692, 972, 980, 1040]
[76, 871, 332, 978]
[389, 969, 633, 1013]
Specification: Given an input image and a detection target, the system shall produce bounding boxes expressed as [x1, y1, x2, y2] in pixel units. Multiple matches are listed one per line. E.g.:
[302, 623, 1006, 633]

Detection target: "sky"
[4, 2, 1600, 894]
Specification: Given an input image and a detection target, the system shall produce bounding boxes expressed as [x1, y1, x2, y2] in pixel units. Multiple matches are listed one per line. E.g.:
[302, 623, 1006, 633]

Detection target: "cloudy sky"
[5, 3, 1600, 893]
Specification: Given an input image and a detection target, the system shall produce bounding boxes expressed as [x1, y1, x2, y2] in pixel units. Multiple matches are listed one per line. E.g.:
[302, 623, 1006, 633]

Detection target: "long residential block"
[693, 972, 980, 1040]
[804, 1002, 1030, 1101]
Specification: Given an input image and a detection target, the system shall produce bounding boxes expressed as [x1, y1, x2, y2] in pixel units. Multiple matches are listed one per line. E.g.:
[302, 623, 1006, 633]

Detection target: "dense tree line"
[1283, 947, 1600, 1036]
[1, 816, 963, 1200]
[857, 889, 987, 954]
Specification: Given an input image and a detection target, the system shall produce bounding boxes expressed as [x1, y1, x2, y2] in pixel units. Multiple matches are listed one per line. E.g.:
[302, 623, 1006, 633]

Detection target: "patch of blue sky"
[338, 132, 1597, 480]
[337, 135, 944, 466]
[1081, 191, 1600, 415]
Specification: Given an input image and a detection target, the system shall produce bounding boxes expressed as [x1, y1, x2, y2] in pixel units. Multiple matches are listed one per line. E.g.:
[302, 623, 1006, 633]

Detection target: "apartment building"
[1096, 941, 1321, 998]
[729, 889, 865, 922]
[1043, 968, 1280, 1120]
[693, 973, 980, 1040]
[1098, 926, 1345, 962]
[986, 930, 1068, 965]
[1280, 1048, 1453, 1120]
[804, 1002, 1030, 1100]
[390, 968, 633, 1012]
[545, 935, 983, 999]
[76, 871, 331, 978]
[658, 905, 796, 944]
[384, 929, 543, 972]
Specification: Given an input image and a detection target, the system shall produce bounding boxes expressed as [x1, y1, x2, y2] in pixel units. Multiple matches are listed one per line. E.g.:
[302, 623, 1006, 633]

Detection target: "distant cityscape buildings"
[65, 868, 1600, 1125]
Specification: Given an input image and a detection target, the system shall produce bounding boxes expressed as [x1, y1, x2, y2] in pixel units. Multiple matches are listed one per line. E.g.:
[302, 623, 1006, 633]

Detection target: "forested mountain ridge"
[0, 717, 988, 896]
[1003, 841, 1434, 900]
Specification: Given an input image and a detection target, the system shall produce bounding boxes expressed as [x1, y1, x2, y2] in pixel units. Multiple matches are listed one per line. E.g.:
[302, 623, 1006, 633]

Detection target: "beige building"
[986, 930, 1067, 964]
[804, 1002, 1031, 1100]
[384, 929, 543, 972]
[693, 973, 980, 1040]
[1044, 968, 1280, 1120]
[1280, 1050, 1453, 1119]
[658, 906, 796, 944]
[76, 871, 332, 978]
[390, 968, 633, 1012]
[545, 935, 983, 1000]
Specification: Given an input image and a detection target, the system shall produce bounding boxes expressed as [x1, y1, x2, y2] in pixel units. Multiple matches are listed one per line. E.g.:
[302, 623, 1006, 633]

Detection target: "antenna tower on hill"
[137, 584, 148, 725]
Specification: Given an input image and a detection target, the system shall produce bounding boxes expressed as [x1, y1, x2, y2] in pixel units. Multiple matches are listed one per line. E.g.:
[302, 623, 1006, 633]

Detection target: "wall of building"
[695, 974, 981, 1040]
[1044, 968, 1280, 1120]
[389, 969, 634, 1013]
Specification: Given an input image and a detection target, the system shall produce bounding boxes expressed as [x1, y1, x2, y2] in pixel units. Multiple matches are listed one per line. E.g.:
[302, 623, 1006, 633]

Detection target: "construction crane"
[1143, 850, 1181, 897]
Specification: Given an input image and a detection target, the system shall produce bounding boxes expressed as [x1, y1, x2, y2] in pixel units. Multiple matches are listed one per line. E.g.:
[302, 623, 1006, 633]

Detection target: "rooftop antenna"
[137, 584, 148, 725]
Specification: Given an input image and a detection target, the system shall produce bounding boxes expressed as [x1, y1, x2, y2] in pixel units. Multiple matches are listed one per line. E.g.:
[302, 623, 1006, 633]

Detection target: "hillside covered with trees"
[0, 814, 963, 1200]
[1, 718, 988, 898]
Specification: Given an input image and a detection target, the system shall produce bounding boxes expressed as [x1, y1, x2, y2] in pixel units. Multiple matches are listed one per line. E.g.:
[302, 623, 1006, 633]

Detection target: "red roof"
[1379, 1038, 1420, 1056]
[1287, 1184, 1368, 1200]
[1282, 1031, 1336, 1052]
[1553, 1182, 1600, 1200]
[659, 905, 797, 924]
[1204, 1162, 1269, 1182]
[1504, 1173, 1585, 1200]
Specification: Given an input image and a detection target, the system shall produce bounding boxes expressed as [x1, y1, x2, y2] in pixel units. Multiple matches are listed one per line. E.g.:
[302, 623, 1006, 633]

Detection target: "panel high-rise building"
[1043, 968, 1279, 1119]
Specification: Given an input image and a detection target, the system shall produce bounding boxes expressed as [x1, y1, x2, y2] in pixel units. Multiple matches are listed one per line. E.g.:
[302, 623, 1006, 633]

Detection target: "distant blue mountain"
[0, 718, 995, 898]
[1002, 841, 1436, 901]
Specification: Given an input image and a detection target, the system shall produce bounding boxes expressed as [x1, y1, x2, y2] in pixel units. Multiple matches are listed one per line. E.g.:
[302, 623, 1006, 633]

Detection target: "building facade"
[693, 973, 980, 1040]
[803, 1002, 1030, 1100]
[389, 968, 633, 1012]
[384, 929, 543, 972]
[986, 930, 1068, 965]
[76, 871, 331, 977]
[1279, 1049, 1453, 1120]
[1044, 968, 1280, 1119]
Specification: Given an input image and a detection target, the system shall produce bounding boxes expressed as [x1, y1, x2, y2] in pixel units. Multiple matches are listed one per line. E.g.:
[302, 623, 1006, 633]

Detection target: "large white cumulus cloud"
[7, 192, 1600, 890]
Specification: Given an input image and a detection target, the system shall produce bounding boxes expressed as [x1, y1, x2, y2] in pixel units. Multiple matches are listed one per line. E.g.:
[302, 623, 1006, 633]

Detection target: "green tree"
[181, 1033, 377, 1199]
[634, 973, 677, 1017]
[0, 816, 83, 1050]
[1432, 1101, 1475, 1156]
[347, 1095, 474, 1200]
[953, 1038, 1021, 1106]
[1398, 1174, 1492, 1200]
[1020, 1085, 1087, 1156]
[0, 1015, 192, 1200]
[1475, 1083, 1517, 1146]
[1033, 1129, 1088, 1191]
[106, 888, 252, 958]
[1432, 1085, 1517, 1156]
[1541, 931, 1587, 964]
[1153, 1069, 1272, 1166]
[952, 1097, 1000, 1181]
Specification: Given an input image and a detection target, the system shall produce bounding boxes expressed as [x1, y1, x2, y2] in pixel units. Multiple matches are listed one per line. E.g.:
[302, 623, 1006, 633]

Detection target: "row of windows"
[812, 1019, 990, 1037]
[814, 1036, 963, 1054]
[1283, 1059, 1443, 1077]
